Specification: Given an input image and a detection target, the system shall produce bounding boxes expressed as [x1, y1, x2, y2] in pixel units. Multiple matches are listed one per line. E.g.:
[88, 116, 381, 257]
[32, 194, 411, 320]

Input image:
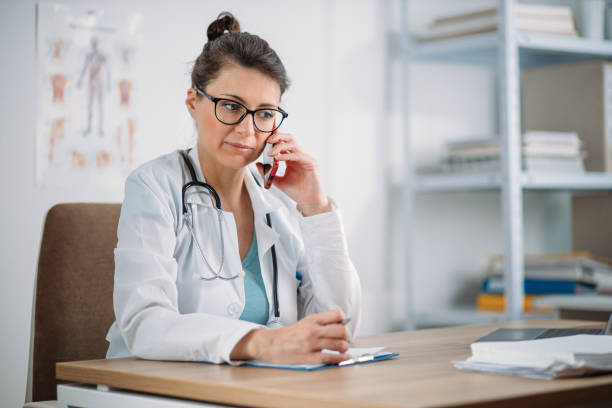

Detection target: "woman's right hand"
[231, 309, 351, 364]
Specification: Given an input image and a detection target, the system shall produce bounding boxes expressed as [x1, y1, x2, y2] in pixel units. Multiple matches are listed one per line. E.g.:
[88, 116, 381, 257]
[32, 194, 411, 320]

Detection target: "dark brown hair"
[191, 12, 290, 96]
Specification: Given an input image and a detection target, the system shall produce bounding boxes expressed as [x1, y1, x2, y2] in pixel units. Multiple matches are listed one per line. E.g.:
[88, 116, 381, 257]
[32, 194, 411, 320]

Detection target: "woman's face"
[186, 64, 282, 171]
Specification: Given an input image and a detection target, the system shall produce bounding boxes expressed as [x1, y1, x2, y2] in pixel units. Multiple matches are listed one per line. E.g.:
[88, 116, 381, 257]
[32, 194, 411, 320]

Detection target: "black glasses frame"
[194, 86, 288, 133]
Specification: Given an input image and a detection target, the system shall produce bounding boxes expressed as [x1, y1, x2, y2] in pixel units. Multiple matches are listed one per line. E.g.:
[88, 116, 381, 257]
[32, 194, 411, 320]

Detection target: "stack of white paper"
[454, 335, 612, 379]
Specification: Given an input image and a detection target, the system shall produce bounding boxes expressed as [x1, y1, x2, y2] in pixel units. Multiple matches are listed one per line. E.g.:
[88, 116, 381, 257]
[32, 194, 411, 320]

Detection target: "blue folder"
[481, 277, 596, 294]
[244, 351, 399, 371]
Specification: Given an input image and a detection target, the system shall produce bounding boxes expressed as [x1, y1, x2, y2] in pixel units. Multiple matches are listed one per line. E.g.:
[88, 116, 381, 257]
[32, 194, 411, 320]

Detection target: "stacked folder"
[477, 252, 612, 312]
[418, 3, 577, 42]
[441, 131, 585, 174]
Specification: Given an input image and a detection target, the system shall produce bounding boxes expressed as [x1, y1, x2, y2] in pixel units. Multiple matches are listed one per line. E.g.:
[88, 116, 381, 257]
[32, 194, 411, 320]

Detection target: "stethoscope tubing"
[179, 149, 280, 321]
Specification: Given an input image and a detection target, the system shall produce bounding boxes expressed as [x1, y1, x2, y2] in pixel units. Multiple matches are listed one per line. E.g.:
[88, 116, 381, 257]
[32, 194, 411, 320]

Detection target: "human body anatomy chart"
[36, 4, 143, 186]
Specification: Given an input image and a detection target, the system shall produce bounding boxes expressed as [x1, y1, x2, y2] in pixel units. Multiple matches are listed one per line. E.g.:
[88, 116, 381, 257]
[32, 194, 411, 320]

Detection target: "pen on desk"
[338, 353, 374, 366]
[338, 358, 354, 366]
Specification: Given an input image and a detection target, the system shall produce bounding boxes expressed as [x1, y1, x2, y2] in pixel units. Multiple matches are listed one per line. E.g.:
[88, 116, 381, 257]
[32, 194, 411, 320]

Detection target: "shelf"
[413, 172, 502, 191]
[522, 172, 612, 191]
[401, 0, 612, 330]
[415, 307, 554, 329]
[517, 33, 612, 57]
[413, 172, 612, 193]
[406, 32, 612, 66]
[407, 32, 500, 65]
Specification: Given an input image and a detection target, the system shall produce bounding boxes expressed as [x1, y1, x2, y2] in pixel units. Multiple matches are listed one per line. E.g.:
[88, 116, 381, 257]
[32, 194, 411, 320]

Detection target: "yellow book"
[477, 293, 540, 312]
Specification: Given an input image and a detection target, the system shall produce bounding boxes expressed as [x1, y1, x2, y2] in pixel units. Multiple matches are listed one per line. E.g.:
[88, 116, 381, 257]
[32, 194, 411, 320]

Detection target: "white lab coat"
[105, 147, 361, 364]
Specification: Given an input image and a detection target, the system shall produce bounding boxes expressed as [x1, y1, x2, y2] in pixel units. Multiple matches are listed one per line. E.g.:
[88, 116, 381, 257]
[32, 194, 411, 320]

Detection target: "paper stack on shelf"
[476, 252, 612, 312]
[419, 3, 577, 41]
[488, 252, 612, 284]
[598, 278, 612, 294]
[454, 334, 612, 379]
[441, 131, 585, 174]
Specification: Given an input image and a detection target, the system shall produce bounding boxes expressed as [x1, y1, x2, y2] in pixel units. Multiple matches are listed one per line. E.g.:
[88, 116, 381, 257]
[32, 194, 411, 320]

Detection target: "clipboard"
[244, 348, 399, 371]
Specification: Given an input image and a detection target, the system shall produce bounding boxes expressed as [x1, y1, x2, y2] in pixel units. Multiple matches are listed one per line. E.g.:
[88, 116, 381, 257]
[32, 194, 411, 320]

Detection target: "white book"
[448, 145, 582, 159]
[444, 156, 585, 173]
[470, 335, 612, 367]
[432, 4, 573, 26]
[515, 3, 573, 19]
[420, 4, 576, 41]
[491, 253, 612, 271]
[520, 268, 595, 284]
[523, 131, 580, 147]
[521, 144, 581, 157]
[488, 253, 612, 284]
[523, 156, 585, 172]
[447, 137, 500, 150]
[454, 335, 612, 379]
[447, 133, 582, 156]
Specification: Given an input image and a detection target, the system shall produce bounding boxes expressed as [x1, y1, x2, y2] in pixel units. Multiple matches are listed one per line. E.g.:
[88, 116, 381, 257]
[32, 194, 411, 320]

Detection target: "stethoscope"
[179, 150, 282, 328]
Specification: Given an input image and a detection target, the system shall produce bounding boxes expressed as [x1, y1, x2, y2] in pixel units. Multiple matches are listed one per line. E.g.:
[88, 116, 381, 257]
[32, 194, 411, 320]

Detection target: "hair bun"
[207, 12, 241, 42]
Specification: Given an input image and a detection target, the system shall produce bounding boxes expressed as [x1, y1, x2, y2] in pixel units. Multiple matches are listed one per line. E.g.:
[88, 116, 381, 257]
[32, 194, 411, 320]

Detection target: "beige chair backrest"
[30, 203, 120, 402]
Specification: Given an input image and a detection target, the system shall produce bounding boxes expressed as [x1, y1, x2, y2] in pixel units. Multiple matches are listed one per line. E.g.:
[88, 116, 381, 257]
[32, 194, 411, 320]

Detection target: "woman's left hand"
[256, 132, 331, 216]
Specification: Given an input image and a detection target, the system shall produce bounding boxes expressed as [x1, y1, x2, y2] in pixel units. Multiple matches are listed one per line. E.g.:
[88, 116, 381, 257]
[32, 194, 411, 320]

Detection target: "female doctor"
[105, 12, 361, 365]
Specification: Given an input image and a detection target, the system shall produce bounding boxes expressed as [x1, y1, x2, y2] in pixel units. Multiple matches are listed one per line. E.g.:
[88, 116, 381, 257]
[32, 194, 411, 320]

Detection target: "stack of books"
[442, 131, 585, 174]
[454, 334, 612, 379]
[476, 252, 612, 312]
[419, 3, 577, 41]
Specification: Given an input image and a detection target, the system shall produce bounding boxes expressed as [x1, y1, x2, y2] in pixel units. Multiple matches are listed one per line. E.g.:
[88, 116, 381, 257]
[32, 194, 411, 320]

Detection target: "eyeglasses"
[194, 86, 288, 133]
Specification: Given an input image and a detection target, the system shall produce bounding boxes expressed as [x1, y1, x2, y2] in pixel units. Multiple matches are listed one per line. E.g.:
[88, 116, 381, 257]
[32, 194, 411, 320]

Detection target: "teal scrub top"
[239, 232, 270, 325]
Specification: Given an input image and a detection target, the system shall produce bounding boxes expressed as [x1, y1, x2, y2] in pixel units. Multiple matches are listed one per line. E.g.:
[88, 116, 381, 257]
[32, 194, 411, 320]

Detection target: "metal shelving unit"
[414, 172, 612, 192]
[401, 0, 612, 330]
[407, 31, 612, 66]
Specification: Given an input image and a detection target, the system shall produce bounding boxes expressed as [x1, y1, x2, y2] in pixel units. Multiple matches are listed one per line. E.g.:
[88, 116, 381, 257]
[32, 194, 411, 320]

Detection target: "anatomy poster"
[36, 4, 143, 186]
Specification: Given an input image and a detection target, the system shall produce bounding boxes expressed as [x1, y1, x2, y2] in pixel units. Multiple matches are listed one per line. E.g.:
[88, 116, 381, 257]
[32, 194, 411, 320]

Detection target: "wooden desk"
[56, 319, 612, 408]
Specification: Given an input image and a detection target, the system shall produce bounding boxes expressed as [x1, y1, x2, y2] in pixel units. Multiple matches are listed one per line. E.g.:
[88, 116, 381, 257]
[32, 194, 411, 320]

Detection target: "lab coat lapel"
[244, 168, 282, 256]
[244, 168, 284, 321]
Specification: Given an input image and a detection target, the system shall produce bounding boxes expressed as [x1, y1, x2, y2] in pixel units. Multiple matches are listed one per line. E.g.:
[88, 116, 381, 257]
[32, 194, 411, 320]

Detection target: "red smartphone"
[262, 129, 279, 189]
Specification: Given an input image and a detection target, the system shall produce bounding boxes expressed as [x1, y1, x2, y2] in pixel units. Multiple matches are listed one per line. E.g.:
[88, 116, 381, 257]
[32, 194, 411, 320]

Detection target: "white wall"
[0, 0, 574, 406]
[0, 0, 390, 405]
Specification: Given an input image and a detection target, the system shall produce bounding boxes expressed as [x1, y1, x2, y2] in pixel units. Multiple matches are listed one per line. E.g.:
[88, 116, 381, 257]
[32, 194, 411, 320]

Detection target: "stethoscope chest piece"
[266, 318, 283, 329]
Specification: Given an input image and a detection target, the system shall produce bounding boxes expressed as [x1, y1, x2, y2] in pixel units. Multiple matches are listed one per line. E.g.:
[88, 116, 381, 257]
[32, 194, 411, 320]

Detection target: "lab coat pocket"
[174, 202, 244, 317]
[176, 278, 241, 317]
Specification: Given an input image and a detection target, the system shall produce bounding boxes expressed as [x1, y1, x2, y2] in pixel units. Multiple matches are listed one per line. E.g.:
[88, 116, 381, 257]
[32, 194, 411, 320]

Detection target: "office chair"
[25, 203, 121, 407]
